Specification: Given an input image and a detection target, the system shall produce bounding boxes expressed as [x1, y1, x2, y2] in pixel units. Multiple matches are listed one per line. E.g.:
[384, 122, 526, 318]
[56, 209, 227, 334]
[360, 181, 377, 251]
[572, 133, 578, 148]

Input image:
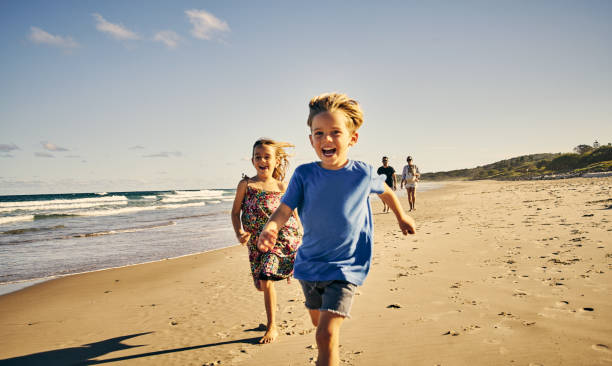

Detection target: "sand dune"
[1, 178, 610, 365]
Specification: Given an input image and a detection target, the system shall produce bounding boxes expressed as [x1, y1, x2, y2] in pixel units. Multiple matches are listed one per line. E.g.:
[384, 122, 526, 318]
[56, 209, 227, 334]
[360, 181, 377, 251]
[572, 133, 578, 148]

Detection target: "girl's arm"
[378, 184, 416, 235]
[257, 203, 293, 252]
[231, 179, 251, 245]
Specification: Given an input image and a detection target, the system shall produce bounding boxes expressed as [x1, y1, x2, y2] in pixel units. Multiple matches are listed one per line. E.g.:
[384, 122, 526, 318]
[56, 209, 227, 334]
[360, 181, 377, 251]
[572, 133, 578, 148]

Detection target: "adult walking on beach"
[401, 156, 420, 211]
[377, 156, 397, 213]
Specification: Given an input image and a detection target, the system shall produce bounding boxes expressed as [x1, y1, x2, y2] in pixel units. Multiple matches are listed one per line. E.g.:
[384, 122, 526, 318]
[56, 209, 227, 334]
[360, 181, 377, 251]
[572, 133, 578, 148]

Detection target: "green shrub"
[549, 153, 580, 171]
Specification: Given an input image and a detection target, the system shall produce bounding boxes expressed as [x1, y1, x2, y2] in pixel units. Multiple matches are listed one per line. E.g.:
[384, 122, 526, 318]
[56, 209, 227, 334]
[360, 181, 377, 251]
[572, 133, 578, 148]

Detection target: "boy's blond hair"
[307, 92, 364, 133]
[251, 138, 294, 181]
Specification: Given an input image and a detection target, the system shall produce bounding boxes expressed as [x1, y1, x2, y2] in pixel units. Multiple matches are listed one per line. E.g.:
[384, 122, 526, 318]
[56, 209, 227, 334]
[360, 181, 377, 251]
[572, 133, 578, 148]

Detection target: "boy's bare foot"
[259, 325, 279, 344]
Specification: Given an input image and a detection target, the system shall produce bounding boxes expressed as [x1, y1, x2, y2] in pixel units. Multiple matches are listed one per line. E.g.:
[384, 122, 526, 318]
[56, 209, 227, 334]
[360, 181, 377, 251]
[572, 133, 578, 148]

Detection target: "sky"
[1, 1, 611, 195]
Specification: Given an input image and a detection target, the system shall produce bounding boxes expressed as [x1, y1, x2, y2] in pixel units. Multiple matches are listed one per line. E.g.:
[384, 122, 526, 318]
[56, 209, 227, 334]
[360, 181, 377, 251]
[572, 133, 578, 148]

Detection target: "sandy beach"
[1, 178, 610, 366]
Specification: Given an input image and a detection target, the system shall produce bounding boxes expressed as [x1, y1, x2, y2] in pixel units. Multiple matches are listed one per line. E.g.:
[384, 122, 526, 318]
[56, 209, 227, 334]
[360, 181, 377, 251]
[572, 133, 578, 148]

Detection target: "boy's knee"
[315, 326, 334, 346]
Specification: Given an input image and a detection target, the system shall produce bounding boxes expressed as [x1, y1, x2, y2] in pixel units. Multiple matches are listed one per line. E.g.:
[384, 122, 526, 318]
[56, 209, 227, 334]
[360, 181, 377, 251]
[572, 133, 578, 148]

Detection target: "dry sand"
[1, 178, 610, 365]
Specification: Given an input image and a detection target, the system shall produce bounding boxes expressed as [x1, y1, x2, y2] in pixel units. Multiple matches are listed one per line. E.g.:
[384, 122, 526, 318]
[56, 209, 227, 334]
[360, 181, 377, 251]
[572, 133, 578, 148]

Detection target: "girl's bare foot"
[259, 325, 279, 344]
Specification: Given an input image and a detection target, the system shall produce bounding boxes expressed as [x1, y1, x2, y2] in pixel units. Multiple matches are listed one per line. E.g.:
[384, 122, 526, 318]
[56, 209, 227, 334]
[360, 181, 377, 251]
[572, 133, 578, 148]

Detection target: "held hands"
[257, 227, 278, 253]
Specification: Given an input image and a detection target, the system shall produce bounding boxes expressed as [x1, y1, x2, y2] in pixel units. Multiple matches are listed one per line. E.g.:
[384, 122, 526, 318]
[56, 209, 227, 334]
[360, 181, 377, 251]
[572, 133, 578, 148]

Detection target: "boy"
[257, 93, 415, 366]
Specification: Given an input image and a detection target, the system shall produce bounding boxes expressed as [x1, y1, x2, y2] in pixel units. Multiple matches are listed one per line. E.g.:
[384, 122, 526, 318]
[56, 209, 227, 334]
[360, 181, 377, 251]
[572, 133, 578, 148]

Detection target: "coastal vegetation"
[420, 143, 612, 181]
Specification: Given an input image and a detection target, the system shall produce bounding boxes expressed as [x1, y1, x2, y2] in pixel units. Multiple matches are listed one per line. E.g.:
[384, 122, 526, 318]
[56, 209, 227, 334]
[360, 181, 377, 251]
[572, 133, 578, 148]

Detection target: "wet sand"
[1, 178, 610, 365]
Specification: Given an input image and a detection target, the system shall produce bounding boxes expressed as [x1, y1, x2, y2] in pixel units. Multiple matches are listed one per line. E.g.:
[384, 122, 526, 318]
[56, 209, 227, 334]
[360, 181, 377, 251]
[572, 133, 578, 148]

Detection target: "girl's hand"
[237, 230, 251, 245]
[257, 228, 278, 252]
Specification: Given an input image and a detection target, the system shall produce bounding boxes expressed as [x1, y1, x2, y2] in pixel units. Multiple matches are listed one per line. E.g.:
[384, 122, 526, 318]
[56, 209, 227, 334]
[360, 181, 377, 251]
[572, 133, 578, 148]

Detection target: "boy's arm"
[257, 202, 294, 252]
[377, 184, 416, 235]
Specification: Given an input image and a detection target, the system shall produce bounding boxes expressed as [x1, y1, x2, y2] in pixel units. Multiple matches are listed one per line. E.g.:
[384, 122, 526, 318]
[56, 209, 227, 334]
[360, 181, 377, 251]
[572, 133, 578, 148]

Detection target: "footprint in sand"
[577, 307, 595, 320]
[592, 344, 611, 353]
[513, 289, 528, 297]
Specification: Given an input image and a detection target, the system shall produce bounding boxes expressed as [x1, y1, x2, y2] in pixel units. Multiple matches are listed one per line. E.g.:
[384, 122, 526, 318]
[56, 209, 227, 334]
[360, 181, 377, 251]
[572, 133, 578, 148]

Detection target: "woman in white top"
[401, 156, 420, 211]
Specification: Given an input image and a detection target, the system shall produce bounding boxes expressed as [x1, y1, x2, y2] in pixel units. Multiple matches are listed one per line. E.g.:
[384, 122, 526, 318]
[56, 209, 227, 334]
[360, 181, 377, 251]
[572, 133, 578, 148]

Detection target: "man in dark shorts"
[377, 156, 396, 213]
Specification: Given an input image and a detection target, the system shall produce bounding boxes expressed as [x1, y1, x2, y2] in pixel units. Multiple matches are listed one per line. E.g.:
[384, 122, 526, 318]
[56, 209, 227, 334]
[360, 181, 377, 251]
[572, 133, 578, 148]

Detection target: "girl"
[231, 138, 302, 344]
[401, 156, 420, 211]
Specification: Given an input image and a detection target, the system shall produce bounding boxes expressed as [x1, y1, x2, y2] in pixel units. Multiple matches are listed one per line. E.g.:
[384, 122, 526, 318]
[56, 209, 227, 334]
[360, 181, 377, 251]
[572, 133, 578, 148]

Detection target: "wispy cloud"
[0, 143, 19, 152]
[0, 154, 14, 158]
[153, 30, 181, 49]
[28, 27, 79, 48]
[41, 142, 69, 152]
[65, 155, 81, 158]
[143, 151, 182, 158]
[93, 13, 140, 41]
[129, 145, 145, 150]
[185, 9, 230, 41]
[35, 152, 55, 158]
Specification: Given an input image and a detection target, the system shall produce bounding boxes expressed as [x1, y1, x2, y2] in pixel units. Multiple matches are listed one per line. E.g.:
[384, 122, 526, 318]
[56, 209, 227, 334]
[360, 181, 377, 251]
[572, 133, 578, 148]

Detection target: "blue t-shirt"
[281, 160, 386, 286]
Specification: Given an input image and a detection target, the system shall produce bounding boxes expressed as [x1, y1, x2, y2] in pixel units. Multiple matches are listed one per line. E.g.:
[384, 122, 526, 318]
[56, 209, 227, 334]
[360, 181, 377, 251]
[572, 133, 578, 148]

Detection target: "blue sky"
[1, 1, 611, 194]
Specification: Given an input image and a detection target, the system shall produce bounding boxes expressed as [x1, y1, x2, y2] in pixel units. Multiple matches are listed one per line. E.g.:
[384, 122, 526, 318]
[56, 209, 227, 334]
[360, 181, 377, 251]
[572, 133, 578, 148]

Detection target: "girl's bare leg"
[315, 311, 345, 366]
[409, 187, 416, 210]
[259, 280, 279, 343]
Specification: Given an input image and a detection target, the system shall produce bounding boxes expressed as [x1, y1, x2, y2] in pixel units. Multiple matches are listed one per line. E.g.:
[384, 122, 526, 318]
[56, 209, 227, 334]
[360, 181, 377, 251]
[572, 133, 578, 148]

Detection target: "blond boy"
[258, 93, 415, 366]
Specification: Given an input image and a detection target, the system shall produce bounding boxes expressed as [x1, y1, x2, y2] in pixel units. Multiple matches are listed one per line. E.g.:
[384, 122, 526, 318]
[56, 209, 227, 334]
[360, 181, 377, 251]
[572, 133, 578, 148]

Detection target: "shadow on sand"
[0, 332, 261, 366]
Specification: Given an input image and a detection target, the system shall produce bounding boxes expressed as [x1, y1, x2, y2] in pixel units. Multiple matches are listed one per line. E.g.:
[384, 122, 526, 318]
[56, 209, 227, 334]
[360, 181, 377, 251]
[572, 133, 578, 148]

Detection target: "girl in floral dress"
[231, 138, 302, 344]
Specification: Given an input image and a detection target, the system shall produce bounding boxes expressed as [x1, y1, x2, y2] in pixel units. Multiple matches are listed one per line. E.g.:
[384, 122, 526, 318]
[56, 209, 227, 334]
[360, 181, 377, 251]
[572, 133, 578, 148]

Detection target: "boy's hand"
[237, 230, 251, 245]
[257, 227, 278, 252]
[398, 214, 416, 235]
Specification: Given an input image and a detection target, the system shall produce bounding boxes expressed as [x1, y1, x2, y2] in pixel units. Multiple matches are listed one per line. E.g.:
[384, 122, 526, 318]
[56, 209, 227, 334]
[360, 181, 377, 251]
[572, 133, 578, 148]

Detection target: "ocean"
[0, 189, 237, 295]
[0, 183, 441, 296]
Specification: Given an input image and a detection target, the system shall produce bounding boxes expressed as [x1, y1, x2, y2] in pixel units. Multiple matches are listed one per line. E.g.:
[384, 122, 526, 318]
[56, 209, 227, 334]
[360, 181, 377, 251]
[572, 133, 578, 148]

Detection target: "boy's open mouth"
[322, 148, 336, 157]
[259, 165, 269, 170]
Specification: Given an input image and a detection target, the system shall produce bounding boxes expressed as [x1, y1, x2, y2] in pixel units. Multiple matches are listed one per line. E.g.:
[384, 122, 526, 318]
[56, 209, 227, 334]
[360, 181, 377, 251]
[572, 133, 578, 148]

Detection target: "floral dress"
[241, 185, 301, 281]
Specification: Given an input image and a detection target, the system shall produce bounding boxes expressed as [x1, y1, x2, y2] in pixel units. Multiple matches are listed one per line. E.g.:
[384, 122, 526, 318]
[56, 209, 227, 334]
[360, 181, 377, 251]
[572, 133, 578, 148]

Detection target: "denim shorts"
[299, 280, 357, 318]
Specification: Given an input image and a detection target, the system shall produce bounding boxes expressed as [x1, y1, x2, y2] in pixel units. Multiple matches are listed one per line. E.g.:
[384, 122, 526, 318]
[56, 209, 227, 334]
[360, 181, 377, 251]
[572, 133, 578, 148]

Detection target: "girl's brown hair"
[252, 138, 294, 181]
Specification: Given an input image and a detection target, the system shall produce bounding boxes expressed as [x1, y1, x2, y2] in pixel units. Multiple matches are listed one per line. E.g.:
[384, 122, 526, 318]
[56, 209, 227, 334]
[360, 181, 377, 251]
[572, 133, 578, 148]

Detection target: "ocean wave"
[70, 221, 176, 238]
[75, 206, 157, 217]
[0, 195, 128, 211]
[0, 215, 35, 225]
[1, 221, 177, 245]
[0, 200, 129, 213]
[160, 202, 206, 210]
[34, 214, 78, 220]
[162, 189, 227, 201]
[1, 201, 215, 225]
[1, 225, 65, 235]
[58, 202, 205, 218]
